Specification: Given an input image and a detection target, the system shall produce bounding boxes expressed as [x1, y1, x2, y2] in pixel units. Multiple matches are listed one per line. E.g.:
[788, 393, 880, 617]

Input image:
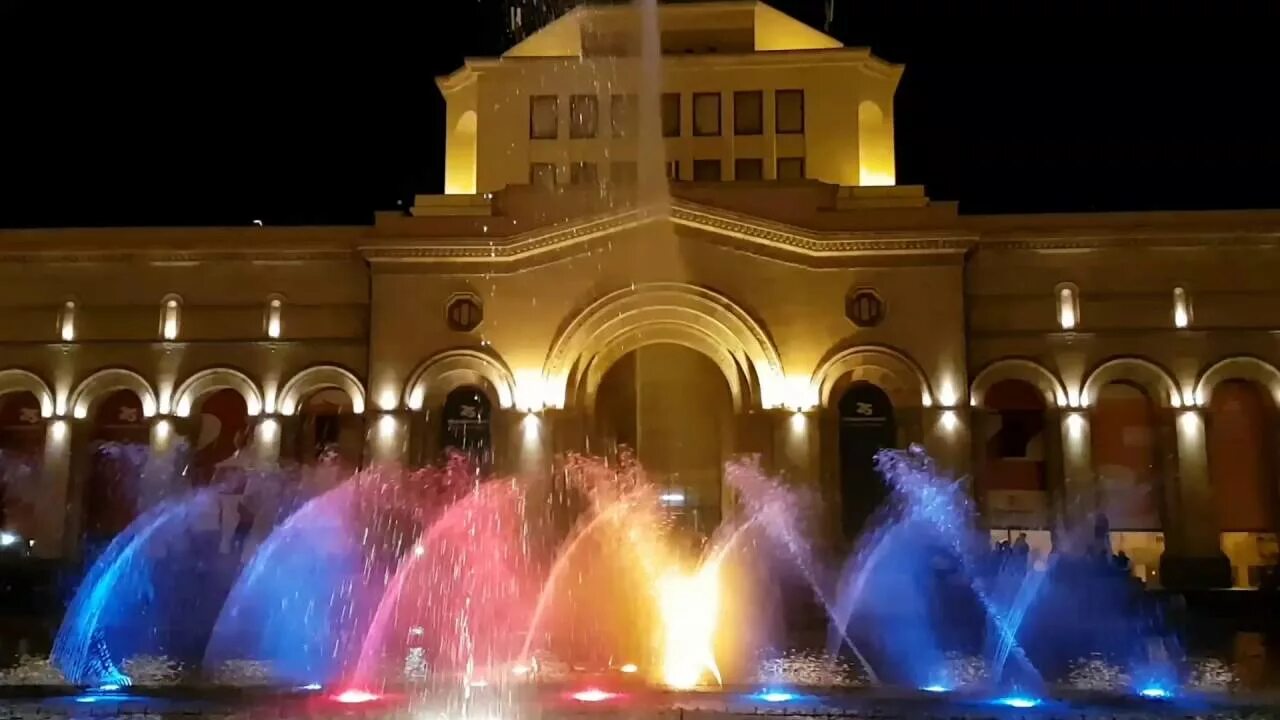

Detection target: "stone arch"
[445, 110, 479, 195]
[1195, 356, 1280, 407]
[545, 283, 785, 411]
[813, 345, 933, 409]
[69, 368, 158, 420]
[971, 358, 1067, 409]
[0, 370, 54, 418]
[172, 368, 263, 417]
[278, 365, 367, 416]
[857, 100, 894, 186]
[404, 349, 516, 412]
[1082, 357, 1181, 408]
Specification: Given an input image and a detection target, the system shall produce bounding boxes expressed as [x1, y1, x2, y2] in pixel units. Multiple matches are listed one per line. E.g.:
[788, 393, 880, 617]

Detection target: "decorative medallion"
[445, 294, 484, 332]
[846, 288, 885, 328]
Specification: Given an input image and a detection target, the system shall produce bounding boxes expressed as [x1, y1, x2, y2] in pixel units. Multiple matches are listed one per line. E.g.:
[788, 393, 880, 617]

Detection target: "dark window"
[693, 93, 721, 136]
[610, 161, 638, 185]
[665, 160, 681, 181]
[446, 295, 484, 332]
[776, 90, 805, 134]
[611, 94, 638, 138]
[777, 157, 806, 181]
[693, 159, 722, 182]
[570, 161, 598, 185]
[661, 93, 681, 137]
[734, 158, 764, 181]
[530, 95, 558, 139]
[570, 94, 598, 138]
[734, 91, 763, 135]
[530, 163, 557, 188]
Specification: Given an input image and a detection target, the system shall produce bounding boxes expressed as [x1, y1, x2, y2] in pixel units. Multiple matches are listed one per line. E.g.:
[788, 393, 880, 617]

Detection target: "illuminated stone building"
[2, 1, 1278, 589]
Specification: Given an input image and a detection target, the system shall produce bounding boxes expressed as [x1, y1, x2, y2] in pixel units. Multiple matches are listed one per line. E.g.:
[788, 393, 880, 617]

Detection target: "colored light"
[0, 532, 20, 547]
[300, 683, 322, 691]
[334, 690, 379, 704]
[571, 689, 616, 703]
[921, 685, 948, 693]
[469, 679, 489, 688]
[619, 663, 639, 674]
[1139, 686, 1172, 700]
[97, 683, 121, 692]
[993, 695, 1040, 709]
[659, 492, 685, 506]
[511, 664, 531, 676]
[757, 691, 796, 703]
[658, 560, 723, 689]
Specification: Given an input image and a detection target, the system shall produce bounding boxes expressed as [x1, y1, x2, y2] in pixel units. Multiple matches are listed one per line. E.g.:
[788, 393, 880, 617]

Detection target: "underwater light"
[299, 683, 323, 691]
[97, 683, 121, 692]
[993, 695, 1041, 709]
[571, 688, 617, 703]
[511, 664, 530, 676]
[1138, 686, 1172, 700]
[756, 691, 796, 703]
[334, 689, 379, 704]
[619, 663, 639, 674]
[921, 685, 949, 693]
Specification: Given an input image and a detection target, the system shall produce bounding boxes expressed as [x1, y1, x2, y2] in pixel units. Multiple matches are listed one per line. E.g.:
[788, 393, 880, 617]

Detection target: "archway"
[594, 344, 733, 535]
[291, 388, 364, 469]
[192, 388, 251, 486]
[83, 389, 150, 549]
[977, 379, 1051, 543]
[0, 391, 45, 543]
[837, 381, 897, 539]
[1207, 379, 1279, 587]
[1091, 381, 1165, 581]
[440, 385, 493, 471]
[446, 110, 478, 195]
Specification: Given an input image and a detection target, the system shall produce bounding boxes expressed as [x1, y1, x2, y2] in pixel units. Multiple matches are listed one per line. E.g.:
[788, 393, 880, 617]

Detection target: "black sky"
[2, 0, 1279, 228]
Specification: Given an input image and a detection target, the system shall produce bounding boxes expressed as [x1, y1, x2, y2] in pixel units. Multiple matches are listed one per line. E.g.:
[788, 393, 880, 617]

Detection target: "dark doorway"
[838, 381, 897, 539]
[441, 386, 492, 469]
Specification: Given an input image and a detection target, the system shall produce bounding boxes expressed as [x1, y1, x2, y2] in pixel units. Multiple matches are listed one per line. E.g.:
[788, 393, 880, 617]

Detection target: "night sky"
[2, 0, 1278, 228]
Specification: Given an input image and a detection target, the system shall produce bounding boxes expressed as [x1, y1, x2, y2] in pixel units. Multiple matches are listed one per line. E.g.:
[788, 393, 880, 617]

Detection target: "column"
[922, 407, 971, 479]
[1159, 408, 1232, 588]
[509, 410, 551, 480]
[1059, 410, 1095, 529]
[253, 416, 282, 464]
[771, 409, 817, 485]
[34, 419, 72, 559]
[368, 410, 410, 465]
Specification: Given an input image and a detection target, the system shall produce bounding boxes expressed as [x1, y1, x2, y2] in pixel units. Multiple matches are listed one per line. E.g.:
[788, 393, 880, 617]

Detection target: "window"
[661, 93, 681, 137]
[530, 162, 557, 189]
[570, 161, 598, 185]
[665, 160, 681, 181]
[777, 157, 806, 180]
[693, 93, 721, 136]
[1055, 283, 1079, 330]
[160, 295, 181, 340]
[734, 91, 763, 135]
[570, 94, 598, 138]
[446, 294, 483, 332]
[776, 90, 805, 134]
[611, 94, 638, 138]
[530, 95, 558, 139]
[734, 158, 764, 181]
[1173, 286, 1191, 328]
[58, 299, 76, 342]
[693, 159, 722, 182]
[265, 296, 283, 339]
[610, 161, 638, 185]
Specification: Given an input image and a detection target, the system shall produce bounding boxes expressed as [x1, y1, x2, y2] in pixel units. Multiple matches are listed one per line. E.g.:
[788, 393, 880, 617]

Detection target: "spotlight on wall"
[939, 409, 959, 432]
[259, 417, 279, 442]
[789, 411, 807, 433]
[521, 412, 541, 443]
[50, 419, 68, 442]
[154, 419, 172, 442]
[1065, 412, 1086, 440]
[378, 390, 399, 413]
[377, 413, 398, 440]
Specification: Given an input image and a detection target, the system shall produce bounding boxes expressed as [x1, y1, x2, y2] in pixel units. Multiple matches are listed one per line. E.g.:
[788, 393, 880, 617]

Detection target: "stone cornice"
[974, 231, 1280, 251]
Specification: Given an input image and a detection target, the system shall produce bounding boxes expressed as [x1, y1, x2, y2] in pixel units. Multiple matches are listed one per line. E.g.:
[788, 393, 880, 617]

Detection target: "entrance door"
[838, 381, 896, 539]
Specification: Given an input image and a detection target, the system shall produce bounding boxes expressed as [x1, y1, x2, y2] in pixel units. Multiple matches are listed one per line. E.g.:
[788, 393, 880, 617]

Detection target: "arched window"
[160, 295, 182, 341]
[58, 299, 77, 342]
[441, 386, 492, 466]
[1055, 283, 1079, 330]
[84, 389, 149, 547]
[1208, 380, 1279, 587]
[265, 296, 284, 339]
[978, 379, 1049, 531]
[0, 391, 45, 543]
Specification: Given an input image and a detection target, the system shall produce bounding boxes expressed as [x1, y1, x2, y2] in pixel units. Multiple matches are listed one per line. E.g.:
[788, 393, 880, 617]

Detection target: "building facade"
[2, 2, 1278, 589]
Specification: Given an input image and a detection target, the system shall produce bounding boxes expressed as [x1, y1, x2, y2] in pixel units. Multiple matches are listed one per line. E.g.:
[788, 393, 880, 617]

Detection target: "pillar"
[509, 410, 551, 480]
[1059, 410, 1095, 529]
[771, 409, 817, 485]
[922, 407, 970, 479]
[253, 416, 281, 464]
[1159, 408, 1232, 588]
[367, 410, 410, 465]
[35, 419, 72, 559]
